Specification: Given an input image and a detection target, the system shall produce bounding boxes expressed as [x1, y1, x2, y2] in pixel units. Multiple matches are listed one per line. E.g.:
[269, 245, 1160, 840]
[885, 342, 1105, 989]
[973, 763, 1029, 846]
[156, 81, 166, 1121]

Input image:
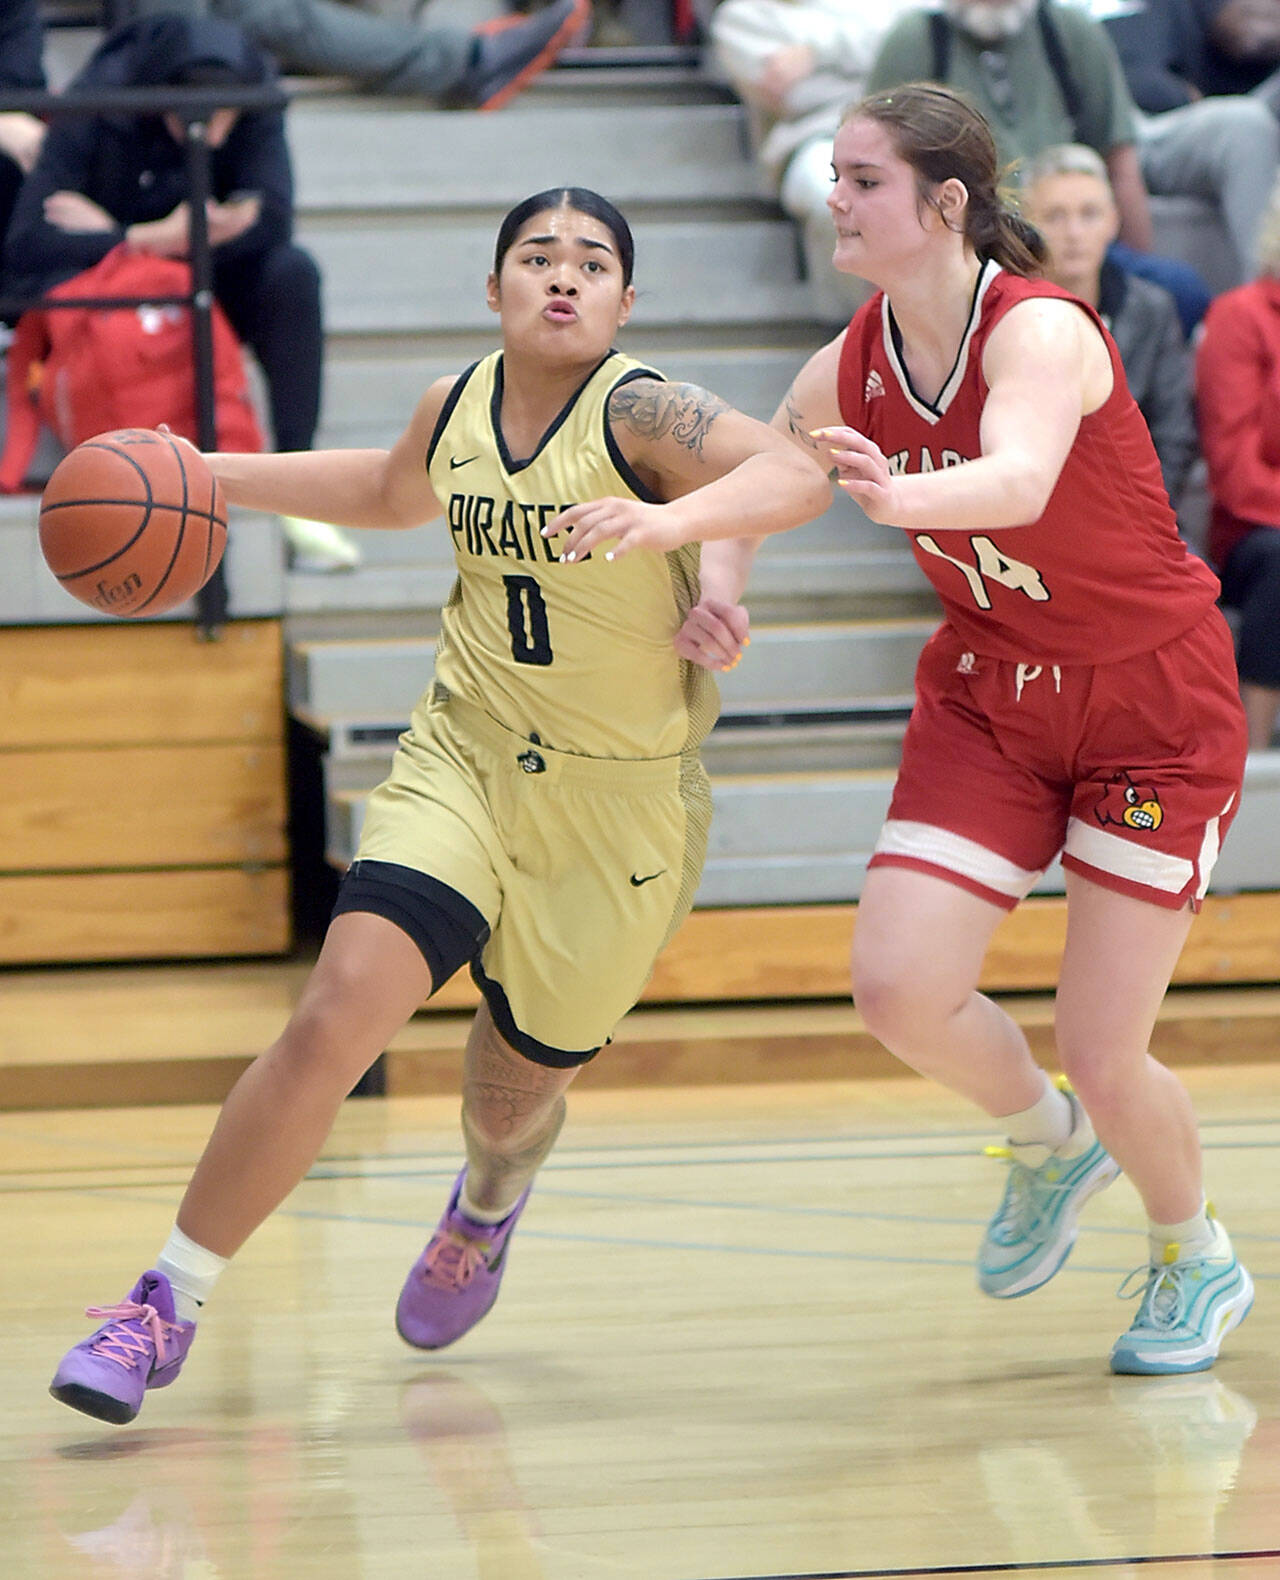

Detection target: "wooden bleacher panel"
[0, 609, 284, 747]
[417, 892, 1280, 1014]
[4, 910, 1279, 1108]
[0, 621, 291, 964]
[0, 868, 290, 965]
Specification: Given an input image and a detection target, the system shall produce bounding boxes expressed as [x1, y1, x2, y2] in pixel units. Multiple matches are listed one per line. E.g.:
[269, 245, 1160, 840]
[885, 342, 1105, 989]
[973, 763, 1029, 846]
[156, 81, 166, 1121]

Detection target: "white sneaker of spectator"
[280, 515, 362, 573]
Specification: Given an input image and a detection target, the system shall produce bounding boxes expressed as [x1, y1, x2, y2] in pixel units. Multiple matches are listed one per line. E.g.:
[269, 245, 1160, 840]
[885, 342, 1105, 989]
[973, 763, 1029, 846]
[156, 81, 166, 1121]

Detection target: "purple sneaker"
[396, 1171, 531, 1350]
[50, 1270, 196, 1425]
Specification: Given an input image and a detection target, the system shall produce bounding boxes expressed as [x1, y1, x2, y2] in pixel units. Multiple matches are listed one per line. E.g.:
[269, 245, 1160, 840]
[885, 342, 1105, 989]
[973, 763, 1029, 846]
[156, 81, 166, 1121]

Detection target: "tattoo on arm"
[610, 379, 730, 458]
[783, 391, 836, 476]
[783, 392, 822, 455]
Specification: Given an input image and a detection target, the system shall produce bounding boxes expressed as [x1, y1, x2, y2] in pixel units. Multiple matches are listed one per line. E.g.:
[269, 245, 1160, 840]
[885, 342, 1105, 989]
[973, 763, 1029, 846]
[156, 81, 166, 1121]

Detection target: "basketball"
[38, 428, 228, 618]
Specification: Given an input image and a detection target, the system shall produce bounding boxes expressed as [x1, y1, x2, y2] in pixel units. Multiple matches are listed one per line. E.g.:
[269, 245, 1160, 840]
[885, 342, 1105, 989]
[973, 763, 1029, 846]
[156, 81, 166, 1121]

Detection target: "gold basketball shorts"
[338, 685, 711, 1065]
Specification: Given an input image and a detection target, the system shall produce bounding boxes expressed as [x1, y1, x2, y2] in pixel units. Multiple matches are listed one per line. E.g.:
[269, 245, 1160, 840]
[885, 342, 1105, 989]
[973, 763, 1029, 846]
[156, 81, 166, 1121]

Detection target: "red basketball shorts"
[869, 609, 1248, 912]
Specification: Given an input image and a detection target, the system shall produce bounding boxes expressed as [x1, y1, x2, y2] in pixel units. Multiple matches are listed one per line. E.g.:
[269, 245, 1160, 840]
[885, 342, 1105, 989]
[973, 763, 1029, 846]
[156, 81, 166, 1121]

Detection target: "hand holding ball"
[39, 429, 228, 617]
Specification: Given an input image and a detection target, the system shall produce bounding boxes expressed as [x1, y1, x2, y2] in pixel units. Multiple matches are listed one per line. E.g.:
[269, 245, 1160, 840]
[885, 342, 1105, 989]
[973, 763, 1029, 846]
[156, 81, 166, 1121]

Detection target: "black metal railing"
[0, 81, 289, 634]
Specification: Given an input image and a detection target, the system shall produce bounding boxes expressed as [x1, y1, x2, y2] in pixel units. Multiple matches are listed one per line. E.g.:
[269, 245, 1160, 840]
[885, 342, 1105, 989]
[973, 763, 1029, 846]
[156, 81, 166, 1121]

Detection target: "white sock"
[459, 1179, 517, 1226]
[997, 1072, 1075, 1151]
[1147, 1202, 1223, 1265]
[155, 1225, 229, 1323]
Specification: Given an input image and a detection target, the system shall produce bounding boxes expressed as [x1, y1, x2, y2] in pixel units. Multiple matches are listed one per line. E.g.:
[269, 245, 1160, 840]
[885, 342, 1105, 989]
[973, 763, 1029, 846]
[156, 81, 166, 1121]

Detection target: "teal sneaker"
[1110, 1219, 1253, 1375]
[977, 1094, 1120, 1298]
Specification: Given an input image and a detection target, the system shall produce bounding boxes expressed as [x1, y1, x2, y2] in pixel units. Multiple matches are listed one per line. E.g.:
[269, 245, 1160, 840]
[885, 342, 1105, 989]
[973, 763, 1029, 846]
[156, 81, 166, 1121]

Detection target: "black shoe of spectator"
[461, 0, 592, 111]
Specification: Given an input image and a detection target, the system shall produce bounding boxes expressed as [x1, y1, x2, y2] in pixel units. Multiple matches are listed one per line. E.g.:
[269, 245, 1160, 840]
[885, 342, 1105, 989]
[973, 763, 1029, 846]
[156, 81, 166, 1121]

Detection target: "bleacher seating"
[3, 24, 1278, 1000]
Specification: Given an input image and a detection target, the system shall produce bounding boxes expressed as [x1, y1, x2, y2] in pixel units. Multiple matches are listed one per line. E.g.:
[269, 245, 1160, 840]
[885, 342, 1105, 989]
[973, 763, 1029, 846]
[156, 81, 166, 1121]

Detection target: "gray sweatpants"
[1137, 94, 1280, 279]
[127, 0, 475, 96]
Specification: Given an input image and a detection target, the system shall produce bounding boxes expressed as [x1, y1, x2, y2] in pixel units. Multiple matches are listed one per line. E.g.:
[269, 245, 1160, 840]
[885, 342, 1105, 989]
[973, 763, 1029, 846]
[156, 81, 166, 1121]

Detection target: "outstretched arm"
[203, 377, 453, 531]
[543, 377, 830, 563]
[813, 299, 1111, 532]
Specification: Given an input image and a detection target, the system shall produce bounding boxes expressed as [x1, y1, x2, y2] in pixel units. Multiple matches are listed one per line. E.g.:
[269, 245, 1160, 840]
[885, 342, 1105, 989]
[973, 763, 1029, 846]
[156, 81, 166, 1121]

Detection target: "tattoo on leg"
[609, 378, 729, 457]
[457, 1011, 575, 1211]
[461, 1088, 566, 1212]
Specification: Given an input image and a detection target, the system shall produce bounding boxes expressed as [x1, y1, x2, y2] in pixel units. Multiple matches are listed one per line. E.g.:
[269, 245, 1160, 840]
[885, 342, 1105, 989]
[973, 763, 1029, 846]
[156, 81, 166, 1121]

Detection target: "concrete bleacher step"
[324, 750, 1280, 908]
[314, 717, 910, 802]
[302, 215, 821, 336]
[317, 342, 820, 448]
[290, 100, 761, 212]
[281, 559, 930, 619]
[286, 617, 933, 724]
[320, 770, 889, 902]
[288, 468, 930, 621]
[288, 495, 909, 571]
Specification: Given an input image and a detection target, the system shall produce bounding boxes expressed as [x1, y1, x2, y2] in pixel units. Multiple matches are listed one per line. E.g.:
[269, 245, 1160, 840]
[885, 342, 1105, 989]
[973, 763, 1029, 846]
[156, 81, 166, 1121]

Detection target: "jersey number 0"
[503, 574, 553, 666]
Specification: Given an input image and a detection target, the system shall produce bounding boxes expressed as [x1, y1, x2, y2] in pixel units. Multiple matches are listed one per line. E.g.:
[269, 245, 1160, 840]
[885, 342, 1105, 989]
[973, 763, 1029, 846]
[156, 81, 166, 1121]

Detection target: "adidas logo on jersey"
[864, 369, 885, 401]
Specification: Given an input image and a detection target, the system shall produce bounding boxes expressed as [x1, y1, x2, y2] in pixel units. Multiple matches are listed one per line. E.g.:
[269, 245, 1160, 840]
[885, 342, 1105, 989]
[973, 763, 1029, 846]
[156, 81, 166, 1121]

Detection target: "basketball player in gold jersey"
[49, 186, 830, 1424]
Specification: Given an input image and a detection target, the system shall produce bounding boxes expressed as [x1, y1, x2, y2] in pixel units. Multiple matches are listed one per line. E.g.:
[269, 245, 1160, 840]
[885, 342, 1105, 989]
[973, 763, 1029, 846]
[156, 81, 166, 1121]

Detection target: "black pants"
[0, 156, 25, 326]
[1221, 526, 1280, 689]
[213, 242, 323, 452]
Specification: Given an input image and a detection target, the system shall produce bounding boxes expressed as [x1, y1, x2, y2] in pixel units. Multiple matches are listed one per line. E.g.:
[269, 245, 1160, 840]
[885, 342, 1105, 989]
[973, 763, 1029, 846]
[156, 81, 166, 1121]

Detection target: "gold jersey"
[426, 349, 719, 760]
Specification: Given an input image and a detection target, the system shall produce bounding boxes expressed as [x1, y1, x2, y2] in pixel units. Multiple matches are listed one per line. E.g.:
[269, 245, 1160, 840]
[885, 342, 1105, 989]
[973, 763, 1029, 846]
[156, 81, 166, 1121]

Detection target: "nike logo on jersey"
[630, 870, 666, 887]
[450, 455, 478, 469]
[864, 369, 885, 401]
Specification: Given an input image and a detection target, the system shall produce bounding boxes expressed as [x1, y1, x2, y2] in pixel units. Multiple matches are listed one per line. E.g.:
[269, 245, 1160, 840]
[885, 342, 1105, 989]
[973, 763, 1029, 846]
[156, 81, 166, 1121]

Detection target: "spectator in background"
[711, 0, 920, 320]
[3, 14, 355, 569]
[865, 0, 1216, 333]
[1194, 0, 1280, 106]
[0, 0, 47, 265]
[1022, 144, 1196, 514]
[1195, 178, 1280, 749]
[119, 0, 591, 107]
[1078, 0, 1279, 285]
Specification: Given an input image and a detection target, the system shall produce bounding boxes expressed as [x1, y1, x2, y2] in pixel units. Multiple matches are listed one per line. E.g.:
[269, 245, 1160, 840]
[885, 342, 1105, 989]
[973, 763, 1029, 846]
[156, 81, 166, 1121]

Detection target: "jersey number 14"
[915, 533, 1050, 609]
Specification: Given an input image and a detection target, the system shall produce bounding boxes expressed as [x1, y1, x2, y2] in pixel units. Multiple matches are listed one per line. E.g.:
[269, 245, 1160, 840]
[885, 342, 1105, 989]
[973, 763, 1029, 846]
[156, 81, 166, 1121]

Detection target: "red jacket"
[1195, 277, 1280, 566]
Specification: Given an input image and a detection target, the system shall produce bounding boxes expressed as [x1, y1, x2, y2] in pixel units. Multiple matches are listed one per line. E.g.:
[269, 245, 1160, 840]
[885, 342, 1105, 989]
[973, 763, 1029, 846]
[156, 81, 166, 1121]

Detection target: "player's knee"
[1055, 1048, 1124, 1117]
[273, 975, 386, 1087]
[853, 942, 979, 1052]
[852, 958, 929, 1043]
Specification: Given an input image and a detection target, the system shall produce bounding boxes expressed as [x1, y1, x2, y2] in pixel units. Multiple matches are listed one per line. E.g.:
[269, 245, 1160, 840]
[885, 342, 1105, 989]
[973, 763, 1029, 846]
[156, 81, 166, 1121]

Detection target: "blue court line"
[444, 1183, 1280, 1245]
[60, 1186, 1280, 1280]
[3, 1110, 1275, 1180]
[221, 1205, 1280, 1281]
[4, 1128, 1271, 1190]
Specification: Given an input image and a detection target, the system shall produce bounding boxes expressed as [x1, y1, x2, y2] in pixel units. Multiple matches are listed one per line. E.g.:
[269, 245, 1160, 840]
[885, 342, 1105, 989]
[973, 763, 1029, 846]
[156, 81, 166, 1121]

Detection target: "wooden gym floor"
[2, 1022, 1279, 1579]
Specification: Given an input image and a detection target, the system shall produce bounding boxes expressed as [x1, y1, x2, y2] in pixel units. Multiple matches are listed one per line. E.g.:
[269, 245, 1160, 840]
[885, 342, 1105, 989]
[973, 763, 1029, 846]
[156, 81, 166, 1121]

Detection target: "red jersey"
[836, 262, 1220, 665]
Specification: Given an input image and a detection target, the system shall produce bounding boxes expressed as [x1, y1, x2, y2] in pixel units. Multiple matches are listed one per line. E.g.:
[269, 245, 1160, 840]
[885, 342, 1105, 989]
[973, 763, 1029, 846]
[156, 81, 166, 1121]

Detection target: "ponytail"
[969, 196, 1047, 274]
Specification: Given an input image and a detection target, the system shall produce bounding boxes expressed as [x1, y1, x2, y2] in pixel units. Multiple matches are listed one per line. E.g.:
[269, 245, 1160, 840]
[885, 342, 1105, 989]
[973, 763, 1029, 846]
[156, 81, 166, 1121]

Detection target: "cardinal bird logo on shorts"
[1095, 771, 1164, 832]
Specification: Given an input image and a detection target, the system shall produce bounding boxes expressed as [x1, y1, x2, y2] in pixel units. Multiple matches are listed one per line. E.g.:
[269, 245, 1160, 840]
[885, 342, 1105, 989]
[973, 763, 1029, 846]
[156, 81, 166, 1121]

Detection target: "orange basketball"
[38, 429, 228, 618]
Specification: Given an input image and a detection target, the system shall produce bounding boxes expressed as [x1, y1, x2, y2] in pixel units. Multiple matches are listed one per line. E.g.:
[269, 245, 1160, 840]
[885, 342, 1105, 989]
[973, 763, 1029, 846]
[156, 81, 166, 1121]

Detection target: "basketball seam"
[132, 431, 190, 613]
[40, 446, 159, 581]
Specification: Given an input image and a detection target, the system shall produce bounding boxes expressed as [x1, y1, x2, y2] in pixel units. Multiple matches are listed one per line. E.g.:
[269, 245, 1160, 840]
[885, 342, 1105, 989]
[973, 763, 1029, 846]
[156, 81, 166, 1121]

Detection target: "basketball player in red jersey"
[561, 84, 1253, 1375]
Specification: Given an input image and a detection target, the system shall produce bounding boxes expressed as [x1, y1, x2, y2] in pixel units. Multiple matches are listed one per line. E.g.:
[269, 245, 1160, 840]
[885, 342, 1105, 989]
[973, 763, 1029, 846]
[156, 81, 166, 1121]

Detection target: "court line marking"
[1, 1109, 1275, 1177]
[36, 1189, 1280, 1279]
[696, 1553, 1280, 1579]
[7, 1128, 1272, 1187]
